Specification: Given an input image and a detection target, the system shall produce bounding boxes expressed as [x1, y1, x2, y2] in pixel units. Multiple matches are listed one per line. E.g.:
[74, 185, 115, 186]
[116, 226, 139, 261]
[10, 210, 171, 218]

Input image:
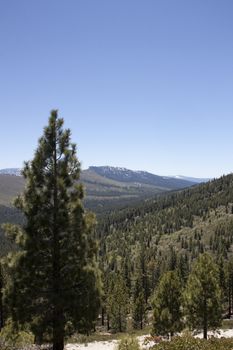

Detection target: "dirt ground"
[65, 330, 233, 350]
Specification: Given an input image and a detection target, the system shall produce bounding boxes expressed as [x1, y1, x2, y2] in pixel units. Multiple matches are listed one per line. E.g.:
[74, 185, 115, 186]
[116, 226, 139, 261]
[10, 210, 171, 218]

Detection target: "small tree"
[132, 275, 147, 329]
[138, 243, 150, 303]
[3, 111, 101, 350]
[107, 274, 129, 332]
[0, 263, 4, 329]
[117, 336, 140, 350]
[152, 270, 183, 338]
[183, 253, 222, 339]
[224, 257, 233, 318]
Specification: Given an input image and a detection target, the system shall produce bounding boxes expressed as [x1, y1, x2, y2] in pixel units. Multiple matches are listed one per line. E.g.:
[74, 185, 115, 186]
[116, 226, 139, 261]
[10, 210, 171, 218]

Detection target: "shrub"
[0, 319, 34, 349]
[151, 334, 233, 350]
[117, 336, 140, 350]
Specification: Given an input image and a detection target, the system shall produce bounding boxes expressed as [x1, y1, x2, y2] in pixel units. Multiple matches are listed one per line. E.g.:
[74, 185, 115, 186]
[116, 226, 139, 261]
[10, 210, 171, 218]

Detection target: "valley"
[1, 164, 233, 350]
[0, 166, 198, 211]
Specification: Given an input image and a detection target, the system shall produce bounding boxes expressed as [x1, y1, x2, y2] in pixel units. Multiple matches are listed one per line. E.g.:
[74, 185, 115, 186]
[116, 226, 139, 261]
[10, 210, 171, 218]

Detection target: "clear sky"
[0, 0, 232, 178]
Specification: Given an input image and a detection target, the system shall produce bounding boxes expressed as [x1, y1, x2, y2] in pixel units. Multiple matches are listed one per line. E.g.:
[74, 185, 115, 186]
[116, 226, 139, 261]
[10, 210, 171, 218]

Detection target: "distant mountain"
[81, 166, 199, 211]
[0, 168, 21, 176]
[88, 166, 198, 188]
[0, 165, 213, 256]
[0, 166, 208, 185]
[170, 175, 211, 184]
[0, 166, 200, 212]
[0, 174, 25, 206]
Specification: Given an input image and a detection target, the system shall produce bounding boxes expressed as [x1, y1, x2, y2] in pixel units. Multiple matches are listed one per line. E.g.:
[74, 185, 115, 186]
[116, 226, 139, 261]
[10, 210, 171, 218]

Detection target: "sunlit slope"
[97, 173, 233, 272]
[0, 166, 197, 210]
[0, 175, 25, 206]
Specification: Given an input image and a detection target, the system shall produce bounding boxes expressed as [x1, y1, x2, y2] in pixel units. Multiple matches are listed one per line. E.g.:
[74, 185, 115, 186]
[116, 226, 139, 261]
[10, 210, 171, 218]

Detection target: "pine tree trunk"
[101, 307, 105, 326]
[119, 309, 122, 332]
[0, 299, 3, 330]
[228, 286, 231, 318]
[34, 333, 43, 345]
[53, 327, 64, 350]
[203, 298, 208, 339]
[107, 314, 110, 331]
[52, 279, 64, 350]
[203, 325, 207, 340]
[231, 282, 233, 317]
[52, 256, 65, 350]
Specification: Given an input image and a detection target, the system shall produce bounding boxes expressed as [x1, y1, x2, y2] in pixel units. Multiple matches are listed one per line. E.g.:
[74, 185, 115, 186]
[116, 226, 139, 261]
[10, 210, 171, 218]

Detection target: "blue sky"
[0, 0, 232, 177]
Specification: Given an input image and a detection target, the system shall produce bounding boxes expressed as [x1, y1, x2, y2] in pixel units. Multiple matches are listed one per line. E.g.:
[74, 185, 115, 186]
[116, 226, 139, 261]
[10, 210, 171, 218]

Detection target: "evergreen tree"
[224, 257, 233, 318]
[177, 254, 189, 284]
[152, 270, 183, 338]
[122, 257, 131, 291]
[167, 246, 177, 271]
[0, 263, 3, 329]
[107, 274, 129, 332]
[138, 244, 150, 303]
[217, 256, 226, 293]
[105, 273, 115, 331]
[183, 253, 222, 339]
[3, 111, 101, 350]
[132, 275, 147, 329]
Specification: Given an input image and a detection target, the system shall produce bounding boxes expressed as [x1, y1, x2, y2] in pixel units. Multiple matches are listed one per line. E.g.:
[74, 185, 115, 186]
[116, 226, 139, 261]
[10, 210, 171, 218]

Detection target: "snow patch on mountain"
[170, 175, 210, 183]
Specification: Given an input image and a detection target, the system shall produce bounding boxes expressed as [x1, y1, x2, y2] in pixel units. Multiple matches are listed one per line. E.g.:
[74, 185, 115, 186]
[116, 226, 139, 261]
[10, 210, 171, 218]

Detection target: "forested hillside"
[0, 205, 23, 256]
[97, 173, 233, 312]
[2, 172, 233, 275]
[0, 166, 197, 265]
[1, 168, 233, 343]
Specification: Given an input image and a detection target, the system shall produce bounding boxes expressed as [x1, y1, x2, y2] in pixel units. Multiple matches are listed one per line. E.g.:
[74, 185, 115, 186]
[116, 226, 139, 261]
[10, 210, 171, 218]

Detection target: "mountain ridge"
[0, 166, 209, 184]
[97, 172, 233, 288]
[0, 166, 203, 212]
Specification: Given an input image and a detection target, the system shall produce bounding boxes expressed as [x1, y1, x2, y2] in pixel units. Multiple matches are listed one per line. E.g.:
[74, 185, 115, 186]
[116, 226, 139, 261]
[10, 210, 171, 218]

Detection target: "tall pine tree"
[3, 111, 101, 350]
[132, 275, 147, 330]
[152, 270, 183, 338]
[107, 274, 129, 332]
[224, 257, 233, 318]
[0, 263, 4, 330]
[183, 253, 222, 339]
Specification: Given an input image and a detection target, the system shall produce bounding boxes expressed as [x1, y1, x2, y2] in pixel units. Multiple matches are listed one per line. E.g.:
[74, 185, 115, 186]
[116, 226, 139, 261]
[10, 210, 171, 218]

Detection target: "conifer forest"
[1, 2, 233, 349]
[1, 112, 233, 350]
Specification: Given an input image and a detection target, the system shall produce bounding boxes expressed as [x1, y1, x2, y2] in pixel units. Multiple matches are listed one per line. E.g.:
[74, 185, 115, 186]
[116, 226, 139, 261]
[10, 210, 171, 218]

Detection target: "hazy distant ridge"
[0, 166, 209, 184]
[0, 166, 201, 211]
[168, 175, 210, 183]
[89, 166, 198, 188]
[0, 168, 22, 176]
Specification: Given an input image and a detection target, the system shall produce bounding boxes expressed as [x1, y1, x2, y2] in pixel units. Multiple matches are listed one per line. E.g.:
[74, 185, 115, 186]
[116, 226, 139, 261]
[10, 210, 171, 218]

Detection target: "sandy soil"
[195, 329, 233, 338]
[66, 335, 160, 350]
[66, 340, 118, 350]
[66, 330, 233, 350]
